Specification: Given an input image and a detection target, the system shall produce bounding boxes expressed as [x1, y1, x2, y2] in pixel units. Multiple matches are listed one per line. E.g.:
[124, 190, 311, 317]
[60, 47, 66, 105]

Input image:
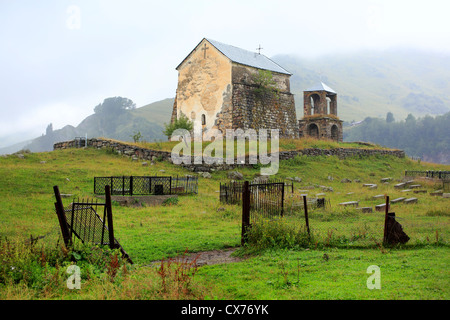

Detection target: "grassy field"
[0, 142, 449, 300]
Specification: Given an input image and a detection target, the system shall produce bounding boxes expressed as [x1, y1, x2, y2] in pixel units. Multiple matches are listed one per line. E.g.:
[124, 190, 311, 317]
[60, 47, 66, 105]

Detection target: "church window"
[201, 114, 206, 125]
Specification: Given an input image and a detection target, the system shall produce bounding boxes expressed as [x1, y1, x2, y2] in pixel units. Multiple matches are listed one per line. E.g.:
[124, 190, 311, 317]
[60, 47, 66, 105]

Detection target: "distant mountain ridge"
[0, 98, 173, 154]
[1, 49, 449, 158]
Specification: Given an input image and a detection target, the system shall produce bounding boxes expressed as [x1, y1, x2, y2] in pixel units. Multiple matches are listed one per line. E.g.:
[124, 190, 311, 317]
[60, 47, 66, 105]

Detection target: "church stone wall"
[175, 39, 233, 133]
[229, 64, 298, 138]
[231, 64, 291, 93]
[232, 83, 299, 139]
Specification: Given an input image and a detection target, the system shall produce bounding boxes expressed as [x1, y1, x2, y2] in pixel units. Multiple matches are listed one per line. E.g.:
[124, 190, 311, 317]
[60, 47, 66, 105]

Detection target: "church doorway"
[308, 123, 319, 139]
[331, 125, 339, 141]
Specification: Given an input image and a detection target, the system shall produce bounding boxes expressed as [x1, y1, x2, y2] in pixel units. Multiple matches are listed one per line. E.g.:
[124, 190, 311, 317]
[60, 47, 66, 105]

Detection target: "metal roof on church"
[304, 82, 337, 94]
[177, 38, 292, 75]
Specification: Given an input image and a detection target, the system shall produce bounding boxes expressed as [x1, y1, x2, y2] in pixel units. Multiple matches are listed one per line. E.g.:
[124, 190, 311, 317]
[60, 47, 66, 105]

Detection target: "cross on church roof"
[201, 43, 209, 58]
[256, 44, 263, 55]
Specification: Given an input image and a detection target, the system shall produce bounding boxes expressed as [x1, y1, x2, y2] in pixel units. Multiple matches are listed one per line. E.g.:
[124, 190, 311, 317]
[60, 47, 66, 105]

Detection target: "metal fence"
[249, 182, 285, 221]
[63, 200, 113, 247]
[220, 180, 288, 225]
[94, 175, 198, 196]
[443, 180, 450, 192]
[53, 185, 132, 263]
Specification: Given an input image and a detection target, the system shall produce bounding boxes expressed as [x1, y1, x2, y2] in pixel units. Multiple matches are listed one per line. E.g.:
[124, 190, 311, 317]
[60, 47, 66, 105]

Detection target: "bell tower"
[298, 82, 343, 142]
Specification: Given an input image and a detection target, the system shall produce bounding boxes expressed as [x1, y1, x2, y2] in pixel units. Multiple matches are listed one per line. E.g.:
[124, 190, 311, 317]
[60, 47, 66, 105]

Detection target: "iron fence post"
[303, 195, 310, 237]
[383, 196, 390, 244]
[105, 185, 115, 249]
[53, 185, 71, 248]
[241, 181, 250, 246]
[130, 176, 133, 196]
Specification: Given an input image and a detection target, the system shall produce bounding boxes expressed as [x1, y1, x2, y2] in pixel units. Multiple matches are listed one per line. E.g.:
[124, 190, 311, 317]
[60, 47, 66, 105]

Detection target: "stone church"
[171, 38, 299, 139]
[171, 38, 343, 142]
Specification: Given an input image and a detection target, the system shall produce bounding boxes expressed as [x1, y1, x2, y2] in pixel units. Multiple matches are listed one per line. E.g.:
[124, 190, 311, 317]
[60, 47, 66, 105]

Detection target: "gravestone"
[375, 203, 390, 212]
[391, 197, 406, 204]
[339, 201, 359, 207]
[404, 198, 418, 204]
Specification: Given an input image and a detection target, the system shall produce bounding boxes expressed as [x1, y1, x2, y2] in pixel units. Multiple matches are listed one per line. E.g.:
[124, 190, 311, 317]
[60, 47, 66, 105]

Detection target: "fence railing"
[220, 180, 290, 219]
[405, 170, 450, 180]
[220, 180, 288, 238]
[443, 180, 450, 192]
[94, 175, 198, 196]
[53, 185, 132, 263]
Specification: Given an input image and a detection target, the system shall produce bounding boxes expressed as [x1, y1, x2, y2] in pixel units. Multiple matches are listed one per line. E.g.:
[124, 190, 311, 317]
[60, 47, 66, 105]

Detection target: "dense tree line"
[344, 112, 450, 164]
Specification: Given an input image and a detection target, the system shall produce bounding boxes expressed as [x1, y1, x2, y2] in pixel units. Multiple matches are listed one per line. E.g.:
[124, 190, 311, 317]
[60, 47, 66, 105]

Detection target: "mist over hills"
[2, 49, 449, 163]
[275, 48, 450, 121]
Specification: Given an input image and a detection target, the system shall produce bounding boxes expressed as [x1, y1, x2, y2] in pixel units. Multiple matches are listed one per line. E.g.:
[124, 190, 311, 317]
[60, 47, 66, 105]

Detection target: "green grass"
[198, 246, 450, 299]
[0, 142, 449, 299]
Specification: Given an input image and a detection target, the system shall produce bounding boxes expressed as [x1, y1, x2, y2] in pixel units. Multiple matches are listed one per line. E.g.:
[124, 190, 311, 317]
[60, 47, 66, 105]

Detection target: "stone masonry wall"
[232, 83, 299, 139]
[54, 138, 405, 173]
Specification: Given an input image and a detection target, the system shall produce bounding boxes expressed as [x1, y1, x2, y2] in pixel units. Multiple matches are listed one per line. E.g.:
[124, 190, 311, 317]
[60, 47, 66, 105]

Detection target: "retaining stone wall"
[54, 138, 405, 172]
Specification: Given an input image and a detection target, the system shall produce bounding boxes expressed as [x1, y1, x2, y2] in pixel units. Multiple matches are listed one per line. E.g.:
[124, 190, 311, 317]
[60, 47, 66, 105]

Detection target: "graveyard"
[0, 141, 449, 300]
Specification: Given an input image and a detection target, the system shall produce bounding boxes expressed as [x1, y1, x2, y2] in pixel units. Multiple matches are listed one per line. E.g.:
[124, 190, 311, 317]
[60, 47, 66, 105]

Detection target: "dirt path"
[148, 248, 245, 267]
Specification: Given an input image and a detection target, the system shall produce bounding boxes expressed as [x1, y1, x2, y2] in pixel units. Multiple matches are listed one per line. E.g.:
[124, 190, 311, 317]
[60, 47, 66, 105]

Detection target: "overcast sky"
[1, 0, 450, 147]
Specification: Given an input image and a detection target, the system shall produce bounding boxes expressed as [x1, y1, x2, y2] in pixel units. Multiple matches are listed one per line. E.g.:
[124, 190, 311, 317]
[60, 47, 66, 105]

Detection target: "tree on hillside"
[93, 97, 136, 137]
[94, 97, 136, 115]
[386, 112, 395, 123]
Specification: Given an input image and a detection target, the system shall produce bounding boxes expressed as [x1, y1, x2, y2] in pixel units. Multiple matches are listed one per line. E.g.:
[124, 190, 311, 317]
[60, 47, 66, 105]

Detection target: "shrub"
[245, 218, 311, 250]
[162, 197, 179, 206]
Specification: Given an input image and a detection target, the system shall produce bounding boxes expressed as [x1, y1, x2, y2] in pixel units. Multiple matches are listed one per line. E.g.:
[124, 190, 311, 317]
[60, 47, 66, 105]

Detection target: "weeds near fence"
[156, 250, 203, 299]
[244, 218, 312, 252]
[0, 236, 130, 299]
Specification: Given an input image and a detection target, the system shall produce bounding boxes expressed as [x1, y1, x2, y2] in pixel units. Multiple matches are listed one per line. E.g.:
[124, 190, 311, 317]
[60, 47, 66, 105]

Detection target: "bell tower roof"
[304, 82, 336, 95]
